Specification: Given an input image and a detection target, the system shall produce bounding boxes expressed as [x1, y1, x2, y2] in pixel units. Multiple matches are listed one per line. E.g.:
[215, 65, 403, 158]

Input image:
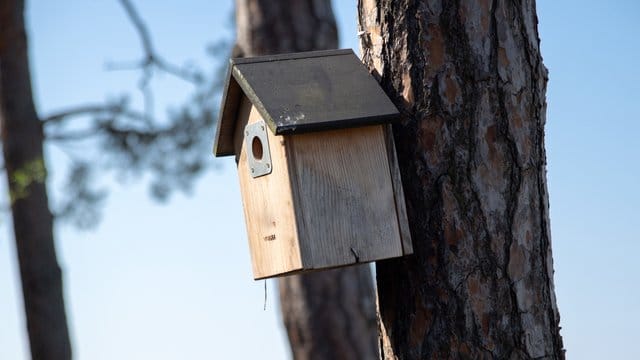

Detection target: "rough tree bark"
[0, 0, 72, 359]
[235, 1, 378, 359]
[358, 0, 564, 358]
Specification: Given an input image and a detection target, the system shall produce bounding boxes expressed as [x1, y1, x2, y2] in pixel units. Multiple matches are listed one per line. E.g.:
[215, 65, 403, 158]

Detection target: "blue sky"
[1, 1, 638, 359]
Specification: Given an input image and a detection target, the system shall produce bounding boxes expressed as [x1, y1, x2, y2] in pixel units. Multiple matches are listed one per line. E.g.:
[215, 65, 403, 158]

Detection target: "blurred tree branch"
[42, 103, 147, 125]
[114, 0, 204, 84]
[108, 0, 204, 119]
[37, 0, 229, 229]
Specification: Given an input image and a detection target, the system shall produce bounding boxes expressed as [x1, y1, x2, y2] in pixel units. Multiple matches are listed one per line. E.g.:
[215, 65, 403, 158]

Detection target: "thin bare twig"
[103, 59, 146, 71]
[41, 1, 205, 130]
[139, 66, 154, 121]
[119, 0, 154, 57]
[115, 0, 203, 84]
[42, 104, 147, 125]
[45, 129, 102, 142]
[112, 0, 204, 122]
[46, 123, 163, 142]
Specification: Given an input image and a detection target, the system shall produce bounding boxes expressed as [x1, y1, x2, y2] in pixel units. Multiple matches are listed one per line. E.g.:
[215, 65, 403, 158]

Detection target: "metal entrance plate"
[244, 120, 272, 178]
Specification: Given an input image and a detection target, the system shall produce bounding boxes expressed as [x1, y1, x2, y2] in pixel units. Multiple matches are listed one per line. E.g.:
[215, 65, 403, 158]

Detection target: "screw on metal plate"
[245, 119, 272, 178]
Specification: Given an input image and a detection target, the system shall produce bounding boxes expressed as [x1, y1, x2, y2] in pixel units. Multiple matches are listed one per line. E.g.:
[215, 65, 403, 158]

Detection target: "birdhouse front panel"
[214, 49, 413, 280]
[234, 96, 304, 278]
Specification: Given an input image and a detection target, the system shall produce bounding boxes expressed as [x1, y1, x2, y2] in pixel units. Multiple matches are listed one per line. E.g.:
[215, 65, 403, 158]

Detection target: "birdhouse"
[213, 49, 412, 279]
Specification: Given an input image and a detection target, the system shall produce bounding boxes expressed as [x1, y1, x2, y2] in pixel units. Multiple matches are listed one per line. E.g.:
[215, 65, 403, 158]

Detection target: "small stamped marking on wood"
[263, 234, 276, 241]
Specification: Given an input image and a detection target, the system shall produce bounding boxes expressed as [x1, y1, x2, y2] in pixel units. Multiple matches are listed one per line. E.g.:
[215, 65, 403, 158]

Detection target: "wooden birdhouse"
[213, 49, 412, 279]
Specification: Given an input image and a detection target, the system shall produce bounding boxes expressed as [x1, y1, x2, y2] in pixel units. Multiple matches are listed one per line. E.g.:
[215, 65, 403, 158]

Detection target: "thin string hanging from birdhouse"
[263, 279, 267, 311]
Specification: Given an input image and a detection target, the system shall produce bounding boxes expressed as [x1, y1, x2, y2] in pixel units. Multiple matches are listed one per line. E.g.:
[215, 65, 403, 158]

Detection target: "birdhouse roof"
[213, 49, 400, 156]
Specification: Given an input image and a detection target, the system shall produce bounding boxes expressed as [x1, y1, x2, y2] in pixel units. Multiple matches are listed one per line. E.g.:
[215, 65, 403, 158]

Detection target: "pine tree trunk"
[358, 0, 564, 358]
[235, 1, 378, 359]
[0, 1, 72, 359]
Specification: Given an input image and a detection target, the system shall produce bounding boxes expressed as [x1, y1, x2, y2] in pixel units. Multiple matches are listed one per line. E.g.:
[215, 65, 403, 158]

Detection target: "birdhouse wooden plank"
[214, 49, 412, 279]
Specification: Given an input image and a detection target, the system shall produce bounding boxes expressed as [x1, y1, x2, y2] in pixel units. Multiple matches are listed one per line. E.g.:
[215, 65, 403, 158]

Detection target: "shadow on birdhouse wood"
[213, 49, 412, 280]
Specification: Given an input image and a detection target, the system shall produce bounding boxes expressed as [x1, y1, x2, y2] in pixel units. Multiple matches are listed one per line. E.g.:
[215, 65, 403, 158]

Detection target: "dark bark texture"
[358, 0, 564, 359]
[0, 0, 72, 359]
[235, 1, 378, 359]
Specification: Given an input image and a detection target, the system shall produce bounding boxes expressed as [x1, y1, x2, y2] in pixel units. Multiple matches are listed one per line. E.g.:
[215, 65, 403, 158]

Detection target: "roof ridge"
[231, 49, 354, 65]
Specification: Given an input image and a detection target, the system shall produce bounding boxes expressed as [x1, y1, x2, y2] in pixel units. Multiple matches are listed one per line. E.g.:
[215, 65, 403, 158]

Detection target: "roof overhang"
[213, 49, 399, 157]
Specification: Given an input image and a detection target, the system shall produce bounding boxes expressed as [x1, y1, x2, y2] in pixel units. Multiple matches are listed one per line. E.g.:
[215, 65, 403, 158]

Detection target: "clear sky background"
[0, 1, 638, 359]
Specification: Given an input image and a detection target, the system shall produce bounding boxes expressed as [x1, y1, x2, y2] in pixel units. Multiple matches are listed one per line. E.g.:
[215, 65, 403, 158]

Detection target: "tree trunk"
[278, 267, 378, 360]
[235, 1, 378, 359]
[358, 0, 564, 358]
[0, 1, 72, 359]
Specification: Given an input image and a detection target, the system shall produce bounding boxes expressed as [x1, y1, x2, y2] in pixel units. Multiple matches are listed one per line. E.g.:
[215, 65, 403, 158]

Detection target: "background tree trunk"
[235, 1, 378, 359]
[0, 0, 72, 359]
[358, 0, 564, 358]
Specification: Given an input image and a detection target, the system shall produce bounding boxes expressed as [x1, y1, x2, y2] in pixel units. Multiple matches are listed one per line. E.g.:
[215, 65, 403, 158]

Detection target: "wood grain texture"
[235, 96, 303, 279]
[236, 110, 407, 278]
[289, 124, 404, 269]
[384, 124, 413, 255]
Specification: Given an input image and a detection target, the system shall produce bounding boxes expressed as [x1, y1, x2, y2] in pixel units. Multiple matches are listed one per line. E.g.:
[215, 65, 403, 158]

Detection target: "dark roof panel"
[214, 49, 399, 157]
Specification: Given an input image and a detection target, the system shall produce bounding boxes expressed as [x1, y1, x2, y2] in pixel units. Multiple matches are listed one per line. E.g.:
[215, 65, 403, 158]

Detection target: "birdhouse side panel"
[235, 98, 303, 279]
[383, 125, 413, 255]
[287, 124, 405, 269]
